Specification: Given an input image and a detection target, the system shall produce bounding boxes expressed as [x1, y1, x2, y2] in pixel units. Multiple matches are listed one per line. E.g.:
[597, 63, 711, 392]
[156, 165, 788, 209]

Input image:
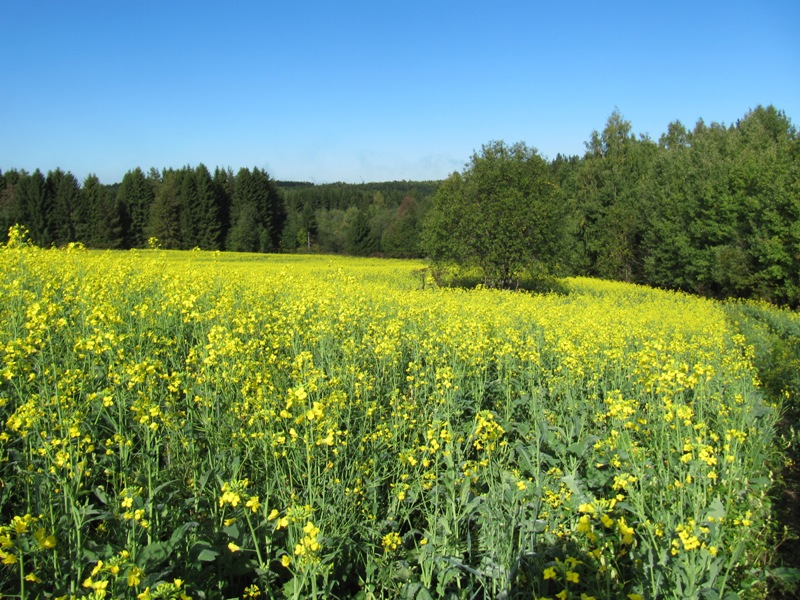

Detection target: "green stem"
[19, 545, 25, 600]
[244, 512, 266, 569]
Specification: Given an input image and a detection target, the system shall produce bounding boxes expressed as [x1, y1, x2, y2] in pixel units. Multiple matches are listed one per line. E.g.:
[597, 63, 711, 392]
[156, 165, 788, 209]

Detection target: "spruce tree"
[117, 167, 155, 248]
[17, 170, 52, 246]
[194, 164, 222, 249]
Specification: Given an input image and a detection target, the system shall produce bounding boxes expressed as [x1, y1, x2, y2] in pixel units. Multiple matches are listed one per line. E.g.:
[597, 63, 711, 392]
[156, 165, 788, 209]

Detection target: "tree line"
[423, 105, 799, 307]
[0, 166, 437, 257]
[559, 104, 799, 306]
[1, 104, 797, 306]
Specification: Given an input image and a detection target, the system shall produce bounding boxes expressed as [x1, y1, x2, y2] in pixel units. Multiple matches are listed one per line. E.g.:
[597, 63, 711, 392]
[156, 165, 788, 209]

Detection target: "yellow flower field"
[0, 228, 782, 599]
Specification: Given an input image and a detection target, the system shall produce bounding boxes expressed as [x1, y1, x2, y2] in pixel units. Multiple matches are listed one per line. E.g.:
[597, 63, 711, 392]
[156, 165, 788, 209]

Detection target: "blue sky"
[2, 1, 798, 184]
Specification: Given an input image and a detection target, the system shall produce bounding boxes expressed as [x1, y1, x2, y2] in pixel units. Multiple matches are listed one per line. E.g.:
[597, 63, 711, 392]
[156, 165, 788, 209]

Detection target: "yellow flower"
[576, 514, 591, 533]
[618, 517, 635, 544]
[244, 584, 262, 598]
[382, 531, 402, 552]
[245, 496, 261, 513]
[280, 554, 292, 567]
[267, 509, 279, 521]
[228, 542, 241, 552]
[12, 516, 29, 534]
[128, 566, 144, 587]
[83, 577, 109, 591]
[34, 528, 56, 549]
[543, 566, 556, 580]
[566, 570, 579, 583]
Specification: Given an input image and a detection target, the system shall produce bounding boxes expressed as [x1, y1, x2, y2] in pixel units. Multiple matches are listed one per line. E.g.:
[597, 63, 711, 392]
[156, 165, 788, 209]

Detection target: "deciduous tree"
[421, 141, 564, 288]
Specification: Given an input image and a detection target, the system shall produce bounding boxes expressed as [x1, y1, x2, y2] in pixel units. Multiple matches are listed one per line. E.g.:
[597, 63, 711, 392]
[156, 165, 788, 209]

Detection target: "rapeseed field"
[0, 227, 783, 599]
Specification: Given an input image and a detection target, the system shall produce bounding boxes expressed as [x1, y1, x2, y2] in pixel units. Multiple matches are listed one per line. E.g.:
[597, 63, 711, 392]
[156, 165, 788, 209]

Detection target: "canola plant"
[0, 228, 782, 599]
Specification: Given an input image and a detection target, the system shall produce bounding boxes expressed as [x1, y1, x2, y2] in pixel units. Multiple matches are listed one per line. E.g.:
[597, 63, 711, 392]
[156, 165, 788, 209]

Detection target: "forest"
[1, 104, 798, 306]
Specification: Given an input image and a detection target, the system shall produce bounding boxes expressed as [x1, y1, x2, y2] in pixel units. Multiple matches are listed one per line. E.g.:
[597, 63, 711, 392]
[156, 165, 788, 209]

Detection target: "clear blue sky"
[2, 0, 798, 184]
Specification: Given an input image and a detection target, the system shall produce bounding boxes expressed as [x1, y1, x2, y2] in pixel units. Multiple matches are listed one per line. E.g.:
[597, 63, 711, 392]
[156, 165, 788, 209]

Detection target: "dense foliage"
[1, 104, 797, 304]
[562, 105, 800, 307]
[421, 141, 565, 287]
[0, 235, 785, 598]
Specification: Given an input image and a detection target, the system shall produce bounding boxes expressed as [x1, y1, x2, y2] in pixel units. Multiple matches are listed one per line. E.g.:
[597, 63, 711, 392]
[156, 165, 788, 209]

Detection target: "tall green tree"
[176, 167, 198, 248]
[381, 196, 421, 257]
[84, 174, 124, 248]
[194, 164, 223, 249]
[213, 167, 234, 248]
[117, 167, 155, 248]
[227, 167, 283, 252]
[1, 170, 22, 240]
[640, 105, 799, 306]
[47, 168, 82, 245]
[421, 141, 565, 288]
[149, 169, 184, 249]
[573, 111, 658, 282]
[17, 169, 52, 246]
[347, 207, 377, 256]
[730, 106, 800, 305]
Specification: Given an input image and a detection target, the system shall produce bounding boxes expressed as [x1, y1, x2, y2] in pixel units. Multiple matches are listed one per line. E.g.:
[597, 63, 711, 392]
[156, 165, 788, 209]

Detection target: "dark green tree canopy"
[422, 141, 565, 288]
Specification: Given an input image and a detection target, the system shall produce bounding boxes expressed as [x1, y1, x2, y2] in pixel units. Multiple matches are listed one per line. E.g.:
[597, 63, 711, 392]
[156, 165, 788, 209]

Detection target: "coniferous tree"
[227, 168, 262, 252]
[1, 170, 22, 241]
[17, 170, 52, 246]
[381, 196, 420, 257]
[47, 168, 82, 245]
[117, 167, 155, 248]
[213, 167, 234, 248]
[194, 164, 222, 249]
[84, 174, 124, 248]
[267, 172, 287, 250]
[347, 207, 377, 256]
[72, 175, 93, 244]
[227, 167, 282, 252]
[149, 169, 184, 249]
[174, 167, 197, 248]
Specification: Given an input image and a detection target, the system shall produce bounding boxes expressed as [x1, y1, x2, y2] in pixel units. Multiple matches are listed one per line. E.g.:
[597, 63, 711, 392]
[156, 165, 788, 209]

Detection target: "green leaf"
[168, 521, 197, 549]
[137, 541, 169, 571]
[561, 474, 584, 499]
[400, 582, 434, 600]
[190, 541, 219, 563]
[94, 487, 109, 505]
[223, 522, 241, 540]
[197, 547, 219, 562]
